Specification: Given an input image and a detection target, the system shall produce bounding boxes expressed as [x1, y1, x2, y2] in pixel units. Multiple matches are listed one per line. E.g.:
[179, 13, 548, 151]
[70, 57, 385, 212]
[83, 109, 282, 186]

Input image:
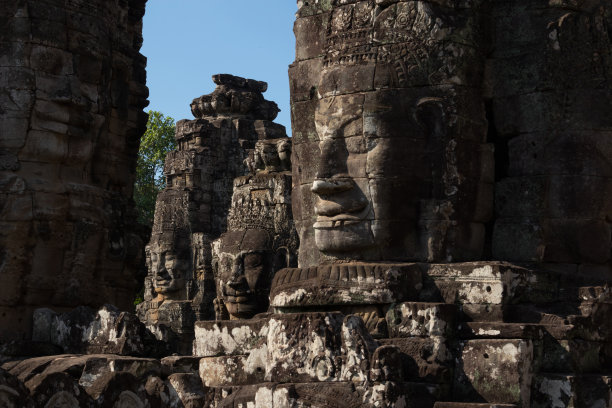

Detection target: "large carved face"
[311, 82, 450, 261]
[213, 230, 276, 319]
[148, 240, 190, 296]
[291, 1, 491, 265]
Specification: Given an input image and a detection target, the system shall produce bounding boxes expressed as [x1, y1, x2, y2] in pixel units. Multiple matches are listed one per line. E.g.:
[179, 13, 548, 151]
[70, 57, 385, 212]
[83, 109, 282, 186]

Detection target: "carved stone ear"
[144, 245, 152, 269]
[414, 97, 447, 138]
[273, 247, 290, 272]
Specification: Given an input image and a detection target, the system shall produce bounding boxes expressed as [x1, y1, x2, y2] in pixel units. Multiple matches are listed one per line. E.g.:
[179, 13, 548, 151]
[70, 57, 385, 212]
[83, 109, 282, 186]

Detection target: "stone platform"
[2, 262, 609, 407]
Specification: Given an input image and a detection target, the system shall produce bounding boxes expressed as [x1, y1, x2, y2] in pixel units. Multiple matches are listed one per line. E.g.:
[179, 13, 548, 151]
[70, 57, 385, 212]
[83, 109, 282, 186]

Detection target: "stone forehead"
[316, 1, 474, 93]
[147, 231, 191, 253]
[217, 230, 273, 254]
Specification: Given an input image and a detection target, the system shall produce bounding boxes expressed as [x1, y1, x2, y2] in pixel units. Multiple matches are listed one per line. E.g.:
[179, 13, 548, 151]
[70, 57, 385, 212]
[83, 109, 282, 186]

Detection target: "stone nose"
[229, 260, 244, 283]
[155, 257, 166, 274]
[314, 138, 349, 180]
[155, 262, 169, 279]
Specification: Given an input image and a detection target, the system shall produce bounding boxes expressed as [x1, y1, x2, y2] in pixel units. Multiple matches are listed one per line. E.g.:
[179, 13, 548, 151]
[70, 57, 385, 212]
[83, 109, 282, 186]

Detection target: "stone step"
[532, 373, 611, 408]
[420, 262, 559, 305]
[454, 339, 533, 406]
[433, 403, 517, 408]
[457, 322, 552, 339]
[421, 263, 611, 308]
[161, 356, 200, 375]
[209, 381, 443, 408]
[379, 337, 453, 384]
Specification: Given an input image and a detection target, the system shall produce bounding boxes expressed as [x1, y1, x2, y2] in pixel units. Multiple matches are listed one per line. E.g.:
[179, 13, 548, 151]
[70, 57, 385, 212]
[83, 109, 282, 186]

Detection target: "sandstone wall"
[0, 0, 149, 340]
[488, 1, 612, 277]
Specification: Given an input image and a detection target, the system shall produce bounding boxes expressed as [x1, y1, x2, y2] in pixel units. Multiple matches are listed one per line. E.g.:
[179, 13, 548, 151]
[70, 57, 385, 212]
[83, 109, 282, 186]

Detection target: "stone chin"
[314, 220, 375, 253]
[225, 301, 259, 319]
[153, 279, 185, 295]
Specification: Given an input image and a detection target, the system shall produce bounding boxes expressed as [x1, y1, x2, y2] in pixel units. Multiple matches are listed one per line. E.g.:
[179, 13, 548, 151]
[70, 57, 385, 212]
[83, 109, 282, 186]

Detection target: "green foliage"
[134, 110, 176, 226]
[133, 291, 144, 306]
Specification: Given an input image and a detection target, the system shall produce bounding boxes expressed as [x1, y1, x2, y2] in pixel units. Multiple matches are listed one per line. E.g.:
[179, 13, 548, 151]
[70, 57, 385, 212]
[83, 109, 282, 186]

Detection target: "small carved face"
[148, 243, 189, 295]
[213, 230, 276, 319]
[216, 250, 268, 319]
[258, 142, 282, 171]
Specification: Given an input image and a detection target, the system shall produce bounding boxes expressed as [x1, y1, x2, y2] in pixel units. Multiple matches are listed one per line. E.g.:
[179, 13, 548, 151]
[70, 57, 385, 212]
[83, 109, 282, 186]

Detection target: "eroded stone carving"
[291, 0, 492, 266]
[137, 75, 290, 346]
[212, 137, 297, 320]
[1, 0, 611, 407]
[0, 0, 149, 341]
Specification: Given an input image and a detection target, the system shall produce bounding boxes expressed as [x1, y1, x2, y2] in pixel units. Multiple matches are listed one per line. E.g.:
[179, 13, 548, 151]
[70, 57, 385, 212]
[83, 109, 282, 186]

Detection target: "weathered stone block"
[532, 374, 612, 408]
[507, 131, 612, 178]
[199, 355, 265, 387]
[79, 355, 162, 389]
[491, 221, 543, 262]
[270, 263, 422, 309]
[296, 0, 333, 18]
[422, 262, 558, 307]
[496, 175, 612, 219]
[370, 345, 403, 382]
[289, 60, 323, 104]
[256, 313, 377, 384]
[295, 14, 328, 61]
[386, 302, 457, 338]
[380, 337, 453, 384]
[0, 66, 35, 90]
[434, 403, 517, 408]
[32, 305, 164, 357]
[536, 337, 612, 374]
[494, 89, 612, 137]
[27, 371, 94, 408]
[542, 219, 611, 264]
[161, 356, 201, 375]
[192, 319, 267, 357]
[454, 339, 534, 406]
[457, 322, 546, 340]
[0, 368, 34, 408]
[0, 116, 29, 149]
[29, 45, 73, 75]
[166, 373, 208, 408]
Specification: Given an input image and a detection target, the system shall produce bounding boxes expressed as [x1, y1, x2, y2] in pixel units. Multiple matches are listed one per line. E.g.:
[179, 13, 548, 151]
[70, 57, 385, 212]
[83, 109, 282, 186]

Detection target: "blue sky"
[142, 0, 297, 133]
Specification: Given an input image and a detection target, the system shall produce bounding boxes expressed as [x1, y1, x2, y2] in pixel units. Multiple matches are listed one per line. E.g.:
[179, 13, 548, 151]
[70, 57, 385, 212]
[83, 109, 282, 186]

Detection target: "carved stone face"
[148, 241, 190, 296]
[311, 84, 446, 260]
[216, 251, 267, 318]
[213, 230, 275, 319]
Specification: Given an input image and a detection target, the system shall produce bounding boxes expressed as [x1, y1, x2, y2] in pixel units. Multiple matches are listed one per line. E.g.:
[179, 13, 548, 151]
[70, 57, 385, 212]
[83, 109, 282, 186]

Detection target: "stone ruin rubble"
[1, 0, 611, 407]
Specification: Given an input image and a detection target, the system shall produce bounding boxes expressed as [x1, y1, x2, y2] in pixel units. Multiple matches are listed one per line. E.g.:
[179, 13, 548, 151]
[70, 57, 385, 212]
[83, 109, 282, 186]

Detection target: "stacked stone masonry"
[0, 0, 149, 340]
[136, 74, 295, 354]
